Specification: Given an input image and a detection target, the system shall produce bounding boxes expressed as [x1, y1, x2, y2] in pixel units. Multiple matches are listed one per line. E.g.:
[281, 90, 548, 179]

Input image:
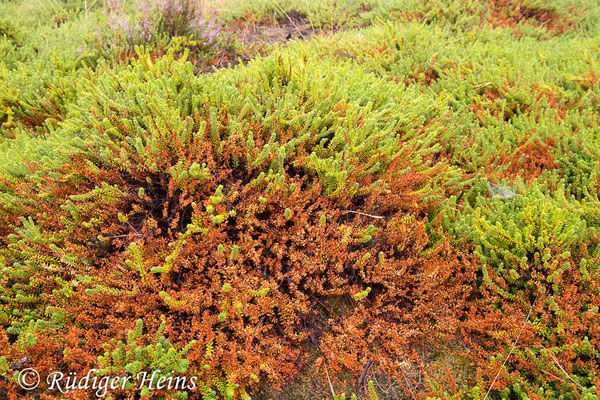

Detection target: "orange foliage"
[0, 127, 486, 398]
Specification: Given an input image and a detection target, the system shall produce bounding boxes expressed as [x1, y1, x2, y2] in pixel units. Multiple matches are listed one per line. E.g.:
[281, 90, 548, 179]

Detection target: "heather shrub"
[97, 318, 199, 398]
[0, 48, 473, 397]
[470, 187, 588, 298]
[0, 1, 107, 132]
[103, 0, 229, 56]
[446, 184, 600, 397]
[2, 0, 600, 398]
[152, 0, 213, 39]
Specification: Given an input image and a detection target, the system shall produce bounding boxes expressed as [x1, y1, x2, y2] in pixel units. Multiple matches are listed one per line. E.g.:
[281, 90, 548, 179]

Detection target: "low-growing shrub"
[453, 186, 600, 398]
[0, 50, 476, 397]
[104, 0, 224, 51]
[2, 0, 600, 398]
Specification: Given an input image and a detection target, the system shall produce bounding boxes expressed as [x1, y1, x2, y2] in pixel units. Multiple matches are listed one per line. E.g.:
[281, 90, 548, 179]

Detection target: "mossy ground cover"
[1, 0, 600, 399]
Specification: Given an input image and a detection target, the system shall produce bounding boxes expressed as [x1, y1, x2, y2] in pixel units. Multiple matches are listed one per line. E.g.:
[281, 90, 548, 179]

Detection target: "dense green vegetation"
[1, 0, 599, 398]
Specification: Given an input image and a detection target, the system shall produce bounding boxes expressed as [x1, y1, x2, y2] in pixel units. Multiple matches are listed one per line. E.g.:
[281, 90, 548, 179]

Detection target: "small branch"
[374, 377, 395, 394]
[473, 81, 492, 89]
[342, 210, 385, 220]
[273, 2, 307, 39]
[105, 234, 137, 239]
[484, 294, 538, 400]
[541, 345, 584, 390]
[358, 360, 373, 384]
[324, 363, 336, 400]
[319, 52, 359, 61]
[127, 222, 143, 238]
[540, 368, 565, 383]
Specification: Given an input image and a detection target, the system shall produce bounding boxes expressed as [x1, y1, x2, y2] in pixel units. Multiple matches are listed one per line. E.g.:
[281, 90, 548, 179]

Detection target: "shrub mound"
[2, 0, 600, 399]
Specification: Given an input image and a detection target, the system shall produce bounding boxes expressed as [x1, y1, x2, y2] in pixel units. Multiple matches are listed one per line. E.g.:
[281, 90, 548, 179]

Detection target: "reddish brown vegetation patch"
[484, 0, 574, 34]
[0, 118, 486, 397]
[534, 88, 570, 120]
[468, 240, 600, 398]
[566, 71, 600, 91]
[503, 137, 558, 180]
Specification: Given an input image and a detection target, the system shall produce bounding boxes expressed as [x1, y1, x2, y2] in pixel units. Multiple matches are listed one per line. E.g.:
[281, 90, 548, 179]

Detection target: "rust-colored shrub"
[503, 137, 558, 180]
[0, 133, 481, 398]
[484, 0, 574, 35]
[0, 52, 482, 398]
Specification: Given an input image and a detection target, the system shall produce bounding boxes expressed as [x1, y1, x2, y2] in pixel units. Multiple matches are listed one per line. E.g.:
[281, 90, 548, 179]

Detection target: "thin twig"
[342, 210, 385, 220]
[484, 294, 538, 400]
[105, 234, 135, 239]
[318, 52, 359, 61]
[359, 360, 373, 384]
[473, 81, 493, 89]
[324, 363, 336, 400]
[35, 0, 51, 16]
[272, 2, 306, 39]
[541, 345, 584, 390]
[374, 376, 395, 394]
[540, 368, 566, 383]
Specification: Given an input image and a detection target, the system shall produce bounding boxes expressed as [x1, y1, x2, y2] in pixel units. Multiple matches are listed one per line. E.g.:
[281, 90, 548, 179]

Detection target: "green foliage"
[333, 380, 380, 400]
[98, 318, 196, 393]
[353, 287, 371, 301]
[467, 186, 590, 296]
